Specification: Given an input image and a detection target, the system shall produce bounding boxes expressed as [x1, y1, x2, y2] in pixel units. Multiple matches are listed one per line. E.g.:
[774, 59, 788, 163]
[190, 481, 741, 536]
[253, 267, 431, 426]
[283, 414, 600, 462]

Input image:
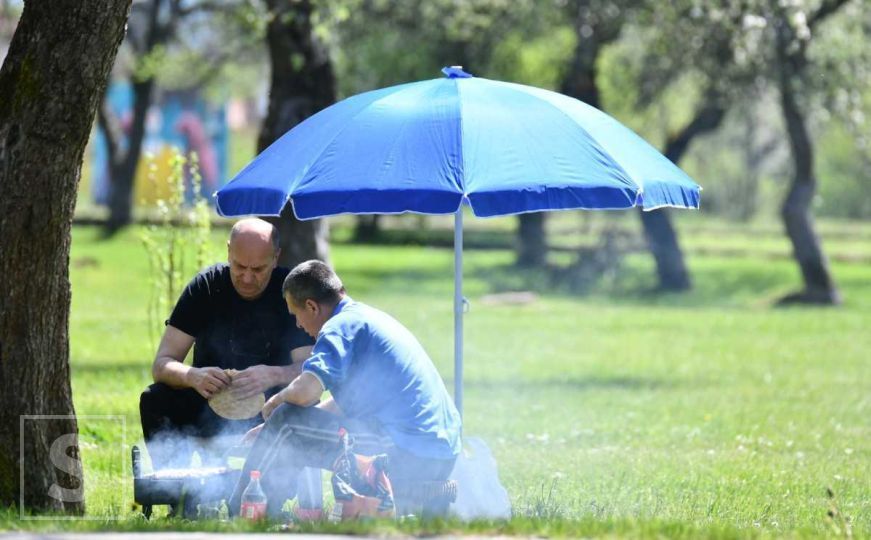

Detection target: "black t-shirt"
[167, 263, 313, 370]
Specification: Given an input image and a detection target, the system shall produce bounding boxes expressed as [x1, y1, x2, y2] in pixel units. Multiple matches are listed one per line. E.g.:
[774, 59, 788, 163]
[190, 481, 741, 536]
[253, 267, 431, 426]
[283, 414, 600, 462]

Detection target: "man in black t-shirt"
[139, 218, 314, 470]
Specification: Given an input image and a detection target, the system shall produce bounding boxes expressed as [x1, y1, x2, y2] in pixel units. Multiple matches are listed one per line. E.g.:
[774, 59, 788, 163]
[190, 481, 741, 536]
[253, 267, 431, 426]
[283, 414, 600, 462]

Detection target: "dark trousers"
[139, 382, 261, 470]
[228, 403, 456, 518]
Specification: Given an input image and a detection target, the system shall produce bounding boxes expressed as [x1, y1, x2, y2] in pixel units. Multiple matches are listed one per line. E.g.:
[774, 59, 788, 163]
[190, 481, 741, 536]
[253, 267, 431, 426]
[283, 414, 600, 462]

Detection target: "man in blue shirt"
[229, 260, 461, 517]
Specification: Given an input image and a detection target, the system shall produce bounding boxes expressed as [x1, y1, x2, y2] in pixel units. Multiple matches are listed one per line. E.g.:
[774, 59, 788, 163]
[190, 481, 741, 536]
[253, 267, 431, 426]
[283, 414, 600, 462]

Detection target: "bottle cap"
[250, 470, 261, 479]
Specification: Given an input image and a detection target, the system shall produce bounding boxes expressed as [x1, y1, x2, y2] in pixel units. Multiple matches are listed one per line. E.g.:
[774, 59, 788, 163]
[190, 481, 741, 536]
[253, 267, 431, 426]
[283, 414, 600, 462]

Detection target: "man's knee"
[139, 382, 174, 413]
[266, 403, 307, 425]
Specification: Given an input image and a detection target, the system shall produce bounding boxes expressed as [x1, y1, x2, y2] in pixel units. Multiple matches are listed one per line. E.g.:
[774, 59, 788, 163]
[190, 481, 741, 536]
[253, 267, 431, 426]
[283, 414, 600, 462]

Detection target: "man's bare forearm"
[153, 357, 192, 388]
[271, 364, 301, 387]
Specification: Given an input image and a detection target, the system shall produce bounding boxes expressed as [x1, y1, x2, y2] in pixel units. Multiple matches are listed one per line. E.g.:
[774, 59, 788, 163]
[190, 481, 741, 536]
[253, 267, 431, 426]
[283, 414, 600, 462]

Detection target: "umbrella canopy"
[216, 67, 700, 219]
[216, 67, 701, 416]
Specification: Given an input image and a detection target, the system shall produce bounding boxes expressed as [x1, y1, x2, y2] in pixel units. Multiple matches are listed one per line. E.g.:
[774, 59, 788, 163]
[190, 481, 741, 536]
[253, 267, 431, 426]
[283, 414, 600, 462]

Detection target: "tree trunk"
[0, 0, 130, 513]
[516, 213, 547, 268]
[515, 15, 609, 269]
[353, 215, 382, 243]
[102, 0, 163, 234]
[259, 0, 334, 268]
[640, 94, 727, 292]
[104, 78, 156, 233]
[777, 71, 840, 304]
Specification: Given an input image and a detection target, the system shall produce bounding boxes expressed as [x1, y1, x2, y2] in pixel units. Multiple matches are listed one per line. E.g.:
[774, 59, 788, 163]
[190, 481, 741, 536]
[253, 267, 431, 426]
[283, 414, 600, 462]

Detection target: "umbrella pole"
[453, 209, 464, 418]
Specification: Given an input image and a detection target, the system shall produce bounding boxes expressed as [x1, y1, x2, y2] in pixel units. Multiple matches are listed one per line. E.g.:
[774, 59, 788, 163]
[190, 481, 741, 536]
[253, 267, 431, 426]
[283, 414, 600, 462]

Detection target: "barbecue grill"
[132, 445, 241, 519]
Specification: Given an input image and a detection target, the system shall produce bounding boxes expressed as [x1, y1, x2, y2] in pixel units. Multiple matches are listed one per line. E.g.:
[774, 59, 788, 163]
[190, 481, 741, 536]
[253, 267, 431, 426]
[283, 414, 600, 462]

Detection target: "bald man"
[139, 218, 314, 471]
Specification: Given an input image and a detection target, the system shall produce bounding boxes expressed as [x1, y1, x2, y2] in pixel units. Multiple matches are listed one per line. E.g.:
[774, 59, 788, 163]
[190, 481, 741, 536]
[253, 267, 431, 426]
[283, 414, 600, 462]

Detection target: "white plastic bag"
[448, 436, 512, 520]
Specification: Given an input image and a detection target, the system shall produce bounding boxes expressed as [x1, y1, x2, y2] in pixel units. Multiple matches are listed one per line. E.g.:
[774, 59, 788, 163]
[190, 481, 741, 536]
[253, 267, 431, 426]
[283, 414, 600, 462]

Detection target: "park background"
[0, 0, 869, 537]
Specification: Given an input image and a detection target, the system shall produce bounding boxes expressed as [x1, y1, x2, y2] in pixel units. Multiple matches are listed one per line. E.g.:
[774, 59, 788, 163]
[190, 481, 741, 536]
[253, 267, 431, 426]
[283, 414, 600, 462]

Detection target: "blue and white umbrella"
[217, 67, 700, 415]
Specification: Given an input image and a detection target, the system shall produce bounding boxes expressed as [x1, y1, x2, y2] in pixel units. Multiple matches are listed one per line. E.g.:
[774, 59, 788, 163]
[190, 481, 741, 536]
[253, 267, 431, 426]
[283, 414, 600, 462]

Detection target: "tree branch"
[807, 0, 851, 30]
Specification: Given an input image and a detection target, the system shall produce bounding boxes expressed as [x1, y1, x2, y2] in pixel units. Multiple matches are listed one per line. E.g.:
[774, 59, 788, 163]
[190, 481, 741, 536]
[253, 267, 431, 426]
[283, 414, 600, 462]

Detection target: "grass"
[2, 216, 869, 538]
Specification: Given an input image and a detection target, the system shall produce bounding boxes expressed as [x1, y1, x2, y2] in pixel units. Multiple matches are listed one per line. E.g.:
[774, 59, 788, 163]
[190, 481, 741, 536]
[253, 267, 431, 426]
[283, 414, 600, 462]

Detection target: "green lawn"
[3, 217, 869, 538]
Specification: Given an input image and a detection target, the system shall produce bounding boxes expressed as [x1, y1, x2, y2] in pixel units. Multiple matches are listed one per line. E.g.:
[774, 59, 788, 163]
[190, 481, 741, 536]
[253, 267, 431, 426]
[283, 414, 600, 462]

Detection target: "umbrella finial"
[442, 66, 473, 79]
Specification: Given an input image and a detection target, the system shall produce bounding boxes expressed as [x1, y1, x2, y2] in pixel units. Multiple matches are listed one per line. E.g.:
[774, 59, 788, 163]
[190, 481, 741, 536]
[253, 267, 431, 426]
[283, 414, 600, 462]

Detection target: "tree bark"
[259, 0, 333, 268]
[0, 0, 130, 512]
[640, 93, 727, 292]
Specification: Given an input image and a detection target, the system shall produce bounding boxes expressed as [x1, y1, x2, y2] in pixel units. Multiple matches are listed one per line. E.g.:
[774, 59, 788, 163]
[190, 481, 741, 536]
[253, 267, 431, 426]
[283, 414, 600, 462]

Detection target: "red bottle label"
[240, 501, 267, 520]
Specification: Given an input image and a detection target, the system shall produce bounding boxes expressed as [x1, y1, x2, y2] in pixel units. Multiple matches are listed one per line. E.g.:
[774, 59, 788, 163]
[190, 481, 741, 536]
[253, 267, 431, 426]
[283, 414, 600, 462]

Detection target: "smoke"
[135, 424, 252, 516]
[141, 425, 249, 471]
[138, 426, 516, 521]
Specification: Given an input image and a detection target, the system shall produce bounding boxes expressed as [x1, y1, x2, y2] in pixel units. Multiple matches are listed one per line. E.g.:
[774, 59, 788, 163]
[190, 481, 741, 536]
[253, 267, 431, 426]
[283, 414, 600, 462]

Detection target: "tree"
[515, 0, 627, 268]
[637, 0, 862, 302]
[98, 0, 263, 234]
[332, 0, 536, 244]
[258, 0, 333, 267]
[0, 0, 130, 512]
[100, 0, 181, 233]
[770, 0, 849, 304]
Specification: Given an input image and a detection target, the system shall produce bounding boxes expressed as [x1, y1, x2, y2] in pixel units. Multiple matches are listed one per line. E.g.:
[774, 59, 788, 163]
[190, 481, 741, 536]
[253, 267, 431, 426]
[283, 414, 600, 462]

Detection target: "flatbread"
[207, 369, 265, 420]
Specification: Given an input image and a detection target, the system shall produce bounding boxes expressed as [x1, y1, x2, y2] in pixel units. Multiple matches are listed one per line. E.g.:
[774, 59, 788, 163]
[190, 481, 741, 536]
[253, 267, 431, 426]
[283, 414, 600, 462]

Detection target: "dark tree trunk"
[102, 0, 164, 234]
[103, 78, 156, 233]
[776, 67, 840, 304]
[517, 10, 608, 267]
[640, 93, 727, 291]
[771, 7, 841, 305]
[516, 213, 547, 268]
[0, 0, 130, 512]
[353, 215, 382, 243]
[259, 0, 333, 268]
[515, 7, 609, 268]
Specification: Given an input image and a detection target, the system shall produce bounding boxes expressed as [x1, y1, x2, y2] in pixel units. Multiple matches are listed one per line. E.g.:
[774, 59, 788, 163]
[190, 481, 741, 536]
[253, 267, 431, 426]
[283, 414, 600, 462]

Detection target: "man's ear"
[305, 298, 319, 315]
[273, 248, 281, 266]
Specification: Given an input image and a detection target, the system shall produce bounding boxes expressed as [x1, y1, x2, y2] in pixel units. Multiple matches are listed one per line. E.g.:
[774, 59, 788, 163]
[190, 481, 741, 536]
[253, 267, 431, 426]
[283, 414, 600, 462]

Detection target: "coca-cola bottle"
[240, 470, 267, 520]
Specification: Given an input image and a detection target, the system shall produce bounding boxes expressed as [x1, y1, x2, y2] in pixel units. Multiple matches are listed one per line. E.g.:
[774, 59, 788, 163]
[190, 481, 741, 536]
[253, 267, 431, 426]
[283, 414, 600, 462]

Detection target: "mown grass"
[2, 216, 869, 538]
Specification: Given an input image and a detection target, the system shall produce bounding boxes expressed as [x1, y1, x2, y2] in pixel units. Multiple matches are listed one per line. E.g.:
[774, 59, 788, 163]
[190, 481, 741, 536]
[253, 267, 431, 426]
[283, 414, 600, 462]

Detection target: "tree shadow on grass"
[340, 265, 456, 297]
[72, 360, 152, 376]
[464, 257, 804, 310]
[458, 374, 684, 394]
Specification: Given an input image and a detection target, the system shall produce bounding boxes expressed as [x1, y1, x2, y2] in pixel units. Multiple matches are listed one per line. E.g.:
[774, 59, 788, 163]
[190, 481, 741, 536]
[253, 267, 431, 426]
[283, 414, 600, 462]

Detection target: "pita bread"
[208, 369, 265, 420]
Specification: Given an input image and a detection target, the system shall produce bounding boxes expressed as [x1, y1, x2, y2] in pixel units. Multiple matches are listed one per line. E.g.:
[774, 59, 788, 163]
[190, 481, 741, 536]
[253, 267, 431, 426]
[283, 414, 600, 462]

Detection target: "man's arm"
[261, 372, 324, 419]
[231, 345, 313, 399]
[152, 325, 230, 399]
[315, 395, 342, 415]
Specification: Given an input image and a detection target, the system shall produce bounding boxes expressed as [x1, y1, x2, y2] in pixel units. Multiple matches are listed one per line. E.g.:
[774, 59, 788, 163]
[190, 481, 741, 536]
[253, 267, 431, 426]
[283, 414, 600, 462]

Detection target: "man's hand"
[232, 365, 280, 399]
[185, 367, 231, 399]
[241, 423, 264, 446]
[261, 390, 286, 421]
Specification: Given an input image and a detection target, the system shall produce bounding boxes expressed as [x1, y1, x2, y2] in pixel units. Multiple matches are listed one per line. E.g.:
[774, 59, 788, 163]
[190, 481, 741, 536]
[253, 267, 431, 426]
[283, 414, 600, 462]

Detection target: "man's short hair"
[283, 260, 345, 306]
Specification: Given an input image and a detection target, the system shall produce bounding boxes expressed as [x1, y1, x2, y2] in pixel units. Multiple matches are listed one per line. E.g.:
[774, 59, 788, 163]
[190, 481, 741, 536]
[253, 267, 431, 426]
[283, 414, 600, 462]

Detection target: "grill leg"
[183, 495, 199, 519]
[142, 505, 152, 520]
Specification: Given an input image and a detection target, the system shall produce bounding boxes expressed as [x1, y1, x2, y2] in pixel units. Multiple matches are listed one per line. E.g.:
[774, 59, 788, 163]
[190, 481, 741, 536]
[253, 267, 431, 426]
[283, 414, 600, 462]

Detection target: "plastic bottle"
[240, 470, 267, 520]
